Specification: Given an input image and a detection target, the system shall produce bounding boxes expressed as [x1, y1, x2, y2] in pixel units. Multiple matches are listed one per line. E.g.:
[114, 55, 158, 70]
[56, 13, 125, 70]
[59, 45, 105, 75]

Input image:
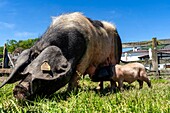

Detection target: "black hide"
[1, 26, 87, 100]
[0, 12, 122, 100]
[13, 46, 74, 100]
[33, 28, 87, 61]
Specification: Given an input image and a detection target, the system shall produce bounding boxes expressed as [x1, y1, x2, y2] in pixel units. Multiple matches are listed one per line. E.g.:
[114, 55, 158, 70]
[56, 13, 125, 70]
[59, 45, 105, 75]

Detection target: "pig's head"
[0, 46, 75, 100]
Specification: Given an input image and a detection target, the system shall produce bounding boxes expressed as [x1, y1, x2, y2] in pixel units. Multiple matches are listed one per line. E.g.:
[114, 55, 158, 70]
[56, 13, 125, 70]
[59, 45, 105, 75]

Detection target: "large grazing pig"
[0, 12, 122, 100]
[97, 62, 151, 91]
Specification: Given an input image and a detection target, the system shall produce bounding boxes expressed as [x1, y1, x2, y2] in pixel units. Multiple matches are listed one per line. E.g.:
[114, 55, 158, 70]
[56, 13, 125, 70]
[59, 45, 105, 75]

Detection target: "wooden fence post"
[151, 37, 159, 77]
[2, 44, 5, 68]
[2, 43, 9, 68]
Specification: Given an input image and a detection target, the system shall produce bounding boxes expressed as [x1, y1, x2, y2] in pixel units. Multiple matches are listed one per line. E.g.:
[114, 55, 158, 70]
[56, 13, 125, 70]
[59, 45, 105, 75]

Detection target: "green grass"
[0, 77, 169, 113]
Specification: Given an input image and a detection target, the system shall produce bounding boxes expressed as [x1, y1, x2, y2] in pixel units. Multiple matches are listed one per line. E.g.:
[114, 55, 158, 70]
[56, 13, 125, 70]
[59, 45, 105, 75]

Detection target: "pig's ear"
[24, 46, 74, 81]
[0, 49, 32, 88]
[20, 46, 74, 95]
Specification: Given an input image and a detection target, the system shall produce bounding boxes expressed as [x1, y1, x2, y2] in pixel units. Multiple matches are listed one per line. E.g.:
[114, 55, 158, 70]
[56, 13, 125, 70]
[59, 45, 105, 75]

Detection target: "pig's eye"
[31, 52, 39, 60]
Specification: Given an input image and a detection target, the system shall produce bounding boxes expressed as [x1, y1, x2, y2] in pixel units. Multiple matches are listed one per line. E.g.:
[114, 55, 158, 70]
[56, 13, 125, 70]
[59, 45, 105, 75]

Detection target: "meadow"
[0, 76, 169, 113]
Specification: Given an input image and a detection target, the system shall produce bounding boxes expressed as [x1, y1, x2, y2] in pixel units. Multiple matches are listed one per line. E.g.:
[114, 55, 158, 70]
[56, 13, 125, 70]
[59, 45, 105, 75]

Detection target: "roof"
[122, 49, 170, 58]
[162, 45, 170, 49]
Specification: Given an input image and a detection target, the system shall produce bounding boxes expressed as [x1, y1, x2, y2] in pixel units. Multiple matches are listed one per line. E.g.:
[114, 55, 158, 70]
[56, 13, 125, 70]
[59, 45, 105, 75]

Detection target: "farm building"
[121, 44, 170, 70]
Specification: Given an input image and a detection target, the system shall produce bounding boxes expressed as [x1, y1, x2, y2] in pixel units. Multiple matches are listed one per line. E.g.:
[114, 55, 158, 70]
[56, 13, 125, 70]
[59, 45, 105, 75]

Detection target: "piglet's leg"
[118, 79, 123, 91]
[137, 80, 143, 89]
[142, 77, 152, 88]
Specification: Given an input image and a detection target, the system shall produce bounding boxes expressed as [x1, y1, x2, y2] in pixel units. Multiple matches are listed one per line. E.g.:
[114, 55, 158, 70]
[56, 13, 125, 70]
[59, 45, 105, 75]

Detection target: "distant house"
[121, 45, 170, 70]
[122, 44, 170, 61]
[121, 50, 149, 62]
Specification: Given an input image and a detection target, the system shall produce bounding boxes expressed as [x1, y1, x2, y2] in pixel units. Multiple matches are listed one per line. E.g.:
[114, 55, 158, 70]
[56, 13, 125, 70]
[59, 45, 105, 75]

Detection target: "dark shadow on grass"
[46, 84, 136, 99]
[16, 91, 74, 107]
[16, 84, 136, 106]
[47, 90, 75, 101]
[93, 84, 136, 96]
[122, 84, 136, 90]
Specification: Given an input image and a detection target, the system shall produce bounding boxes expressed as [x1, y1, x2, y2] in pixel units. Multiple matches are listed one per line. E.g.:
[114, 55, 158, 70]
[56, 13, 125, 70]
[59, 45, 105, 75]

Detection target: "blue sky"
[0, 0, 170, 46]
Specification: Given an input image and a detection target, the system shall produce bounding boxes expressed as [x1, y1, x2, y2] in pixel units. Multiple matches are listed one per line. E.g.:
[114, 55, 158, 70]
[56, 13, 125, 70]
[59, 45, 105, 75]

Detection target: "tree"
[0, 46, 3, 55]
[2, 38, 39, 53]
[6, 40, 18, 53]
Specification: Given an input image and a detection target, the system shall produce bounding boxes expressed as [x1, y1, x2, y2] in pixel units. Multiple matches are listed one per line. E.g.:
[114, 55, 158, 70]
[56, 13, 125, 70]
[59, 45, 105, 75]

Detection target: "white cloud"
[14, 31, 36, 38]
[0, 22, 15, 29]
[109, 10, 116, 15]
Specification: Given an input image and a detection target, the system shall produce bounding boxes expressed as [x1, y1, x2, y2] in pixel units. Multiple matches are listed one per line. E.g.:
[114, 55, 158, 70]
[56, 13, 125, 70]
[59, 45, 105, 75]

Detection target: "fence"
[122, 37, 170, 77]
[1, 38, 170, 76]
[0, 44, 13, 75]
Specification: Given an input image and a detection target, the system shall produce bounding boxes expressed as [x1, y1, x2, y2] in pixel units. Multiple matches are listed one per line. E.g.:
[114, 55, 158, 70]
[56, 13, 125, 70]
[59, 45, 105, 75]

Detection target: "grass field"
[0, 76, 169, 113]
